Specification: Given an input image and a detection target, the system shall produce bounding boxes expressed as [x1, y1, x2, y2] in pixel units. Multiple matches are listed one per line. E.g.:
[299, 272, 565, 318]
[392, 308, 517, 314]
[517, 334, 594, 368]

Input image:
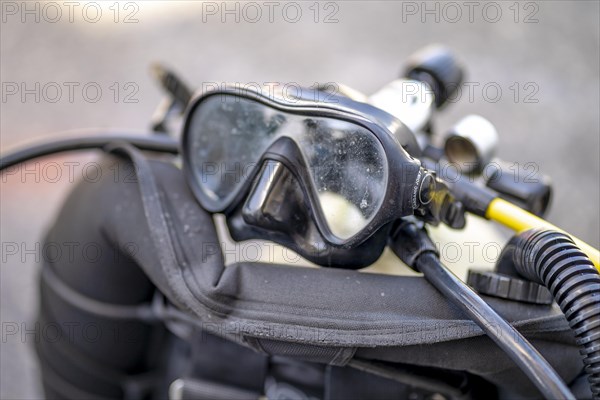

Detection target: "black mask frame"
[181, 86, 430, 249]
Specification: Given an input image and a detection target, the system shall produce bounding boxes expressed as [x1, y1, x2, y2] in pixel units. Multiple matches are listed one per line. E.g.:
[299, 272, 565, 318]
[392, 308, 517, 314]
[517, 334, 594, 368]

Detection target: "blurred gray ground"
[1, 1, 599, 398]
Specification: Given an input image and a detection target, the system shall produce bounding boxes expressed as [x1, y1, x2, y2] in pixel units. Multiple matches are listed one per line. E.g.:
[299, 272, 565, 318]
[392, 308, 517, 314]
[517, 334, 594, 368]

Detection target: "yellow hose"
[486, 198, 600, 271]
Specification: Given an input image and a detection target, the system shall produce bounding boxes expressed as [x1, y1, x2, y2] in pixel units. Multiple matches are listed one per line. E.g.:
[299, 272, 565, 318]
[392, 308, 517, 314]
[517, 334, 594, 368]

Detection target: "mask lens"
[186, 94, 388, 239]
[297, 118, 387, 239]
[188, 94, 283, 202]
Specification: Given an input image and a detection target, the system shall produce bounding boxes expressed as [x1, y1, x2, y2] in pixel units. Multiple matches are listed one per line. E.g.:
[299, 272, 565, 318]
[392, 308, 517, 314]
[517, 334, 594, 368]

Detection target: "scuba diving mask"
[182, 86, 464, 268]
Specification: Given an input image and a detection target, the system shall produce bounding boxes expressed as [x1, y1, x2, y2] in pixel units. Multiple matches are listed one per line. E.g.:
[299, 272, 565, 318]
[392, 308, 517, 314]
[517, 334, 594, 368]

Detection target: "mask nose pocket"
[242, 160, 309, 236]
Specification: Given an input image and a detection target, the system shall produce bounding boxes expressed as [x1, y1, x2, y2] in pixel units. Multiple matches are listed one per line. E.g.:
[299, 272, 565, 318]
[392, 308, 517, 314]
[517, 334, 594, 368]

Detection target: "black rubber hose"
[510, 229, 600, 399]
[0, 133, 179, 171]
[390, 220, 576, 400]
[416, 252, 575, 400]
